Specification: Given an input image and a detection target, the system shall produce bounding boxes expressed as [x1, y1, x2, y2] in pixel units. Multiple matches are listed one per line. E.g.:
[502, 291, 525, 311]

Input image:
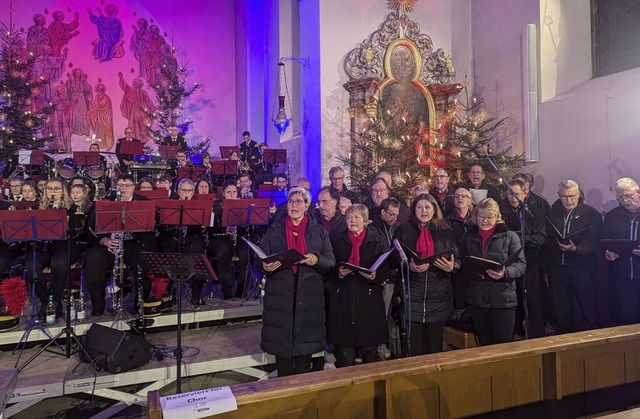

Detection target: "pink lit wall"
[2, 0, 237, 153]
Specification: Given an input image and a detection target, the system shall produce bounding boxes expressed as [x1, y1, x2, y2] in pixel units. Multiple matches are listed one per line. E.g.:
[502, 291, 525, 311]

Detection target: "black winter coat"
[461, 224, 526, 309]
[393, 219, 459, 323]
[327, 227, 389, 346]
[546, 199, 602, 270]
[259, 216, 335, 358]
[601, 205, 640, 280]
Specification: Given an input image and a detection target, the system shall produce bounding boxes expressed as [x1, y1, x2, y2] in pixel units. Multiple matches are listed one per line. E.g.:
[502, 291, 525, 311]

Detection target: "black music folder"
[601, 239, 640, 256]
[242, 237, 305, 270]
[463, 246, 524, 275]
[546, 218, 591, 245]
[339, 248, 394, 275]
[397, 240, 454, 266]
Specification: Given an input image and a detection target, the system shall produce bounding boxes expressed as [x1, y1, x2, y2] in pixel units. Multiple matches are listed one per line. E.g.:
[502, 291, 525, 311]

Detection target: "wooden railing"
[148, 325, 640, 418]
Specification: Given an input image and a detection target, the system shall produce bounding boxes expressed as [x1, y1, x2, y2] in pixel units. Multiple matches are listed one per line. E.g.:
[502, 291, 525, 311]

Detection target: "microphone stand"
[393, 239, 411, 357]
[473, 146, 531, 339]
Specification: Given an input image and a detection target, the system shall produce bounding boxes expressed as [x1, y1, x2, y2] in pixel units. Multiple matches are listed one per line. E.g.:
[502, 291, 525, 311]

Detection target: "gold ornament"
[387, 0, 415, 13]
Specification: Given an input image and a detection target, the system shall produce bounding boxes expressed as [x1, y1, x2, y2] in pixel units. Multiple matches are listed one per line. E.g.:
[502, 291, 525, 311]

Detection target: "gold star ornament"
[388, 0, 415, 13]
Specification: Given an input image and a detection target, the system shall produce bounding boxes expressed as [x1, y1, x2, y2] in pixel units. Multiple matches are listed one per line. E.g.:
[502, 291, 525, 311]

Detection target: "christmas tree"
[143, 54, 201, 151]
[0, 19, 53, 169]
[338, 84, 524, 200]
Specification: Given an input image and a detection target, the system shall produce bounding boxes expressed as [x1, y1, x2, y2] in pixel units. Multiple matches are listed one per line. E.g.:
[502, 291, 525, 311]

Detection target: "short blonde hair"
[345, 203, 369, 222]
[472, 198, 503, 224]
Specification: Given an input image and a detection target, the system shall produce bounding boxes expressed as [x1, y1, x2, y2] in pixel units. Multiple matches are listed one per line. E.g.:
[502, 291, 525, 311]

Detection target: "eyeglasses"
[179, 188, 194, 193]
[476, 215, 496, 221]
[318, 199, 335, 206]
[559, 194, 579, 200]
[617, 191, 638, 201]
[383, 209, 399, 219]
[288, 199, 306, 206]
[46, 187, 63, 191]
[433, 175, 449, 179]
[116, 183, 135, 189]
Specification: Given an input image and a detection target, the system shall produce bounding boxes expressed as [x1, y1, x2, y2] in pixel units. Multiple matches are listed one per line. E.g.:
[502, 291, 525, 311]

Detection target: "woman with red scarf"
[460, 198, 526, 346]
[327, 204, 390, 367]
[393, 193, 458, 355]
[260, 187, 335, 377]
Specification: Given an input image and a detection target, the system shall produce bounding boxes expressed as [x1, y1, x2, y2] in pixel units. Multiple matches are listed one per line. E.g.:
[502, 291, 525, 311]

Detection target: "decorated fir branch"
[0, 19, 54, 164]
[142, 57, 201, 143]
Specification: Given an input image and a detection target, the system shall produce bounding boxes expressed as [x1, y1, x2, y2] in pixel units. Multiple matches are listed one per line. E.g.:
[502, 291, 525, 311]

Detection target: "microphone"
[393, 239, 408, 263]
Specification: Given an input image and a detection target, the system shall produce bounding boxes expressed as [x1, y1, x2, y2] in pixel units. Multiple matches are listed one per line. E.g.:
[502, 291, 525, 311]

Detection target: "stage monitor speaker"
[81, 324, 153, 374]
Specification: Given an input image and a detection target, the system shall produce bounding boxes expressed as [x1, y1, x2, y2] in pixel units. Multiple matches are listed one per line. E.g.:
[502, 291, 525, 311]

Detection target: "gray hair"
[288, 186, 312, 204]
[614, 177, 639, 193]
[328, 166, 344, 177]
[177, 178, 194, 189]
[558, 179, 579, 190]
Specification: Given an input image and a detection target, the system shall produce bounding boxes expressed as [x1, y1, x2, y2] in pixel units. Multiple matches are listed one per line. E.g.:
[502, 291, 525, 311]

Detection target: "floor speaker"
[81, 323, 153, 374]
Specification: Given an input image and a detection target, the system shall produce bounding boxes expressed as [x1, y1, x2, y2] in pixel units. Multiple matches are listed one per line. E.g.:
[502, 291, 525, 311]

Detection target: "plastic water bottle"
[77, 292, 86, 321]
[69, 294, 76, 321]
[46, 296, 55, 326]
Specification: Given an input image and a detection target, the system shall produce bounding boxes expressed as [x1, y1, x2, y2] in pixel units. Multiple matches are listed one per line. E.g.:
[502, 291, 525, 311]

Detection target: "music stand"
[0, 209, 91, 371]
[219, 146, 239, 159]
[262, 149, 287, 165]
[222, 199, 270, 304]
[177, 166, 206, 182]
[258, 189, 288, 208]
[118, 141, 144, 156]
[157, 145, 181, 161]
[73, 151, 101, 167]
[95, 200, 157, 329]
[141, 252, 215, 394]
[136, 189, 168, 200]
[212, 160, 238, 176]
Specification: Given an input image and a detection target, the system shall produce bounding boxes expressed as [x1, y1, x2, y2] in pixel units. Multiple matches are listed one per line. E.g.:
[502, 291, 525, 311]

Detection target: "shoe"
[191, 298, 203, 307]
[91, 309, 104, 316]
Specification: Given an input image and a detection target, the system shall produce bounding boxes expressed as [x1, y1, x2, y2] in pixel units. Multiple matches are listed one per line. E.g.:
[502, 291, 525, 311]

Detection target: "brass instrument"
[239, 161, 251, 173]
[107, 189, 124, 311]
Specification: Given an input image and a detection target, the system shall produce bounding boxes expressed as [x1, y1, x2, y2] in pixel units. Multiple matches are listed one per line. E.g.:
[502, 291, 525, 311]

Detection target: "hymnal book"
[463, 246, 524, 275]
[397, 240, 454, 266]
[601, 239, 640, 256]
[546, 220, 591, 245]
[339, 248, 394, 275]
[242, 237, 305, 269]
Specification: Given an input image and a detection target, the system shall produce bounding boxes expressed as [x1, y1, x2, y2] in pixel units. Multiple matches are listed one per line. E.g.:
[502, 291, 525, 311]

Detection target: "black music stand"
[141, 252, 215, 394]
[222, 199, 270, 304]
[177, 166, 206, 182]
[95, 200, 157, 329]
[219, 146, 239, 159]
[262, 149, 287, 165]
[0, 209, 92, 372]
[157, 145, 181, 161]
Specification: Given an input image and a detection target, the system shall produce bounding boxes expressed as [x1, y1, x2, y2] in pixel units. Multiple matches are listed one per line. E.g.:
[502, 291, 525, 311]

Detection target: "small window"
[592, 0, 640, 77]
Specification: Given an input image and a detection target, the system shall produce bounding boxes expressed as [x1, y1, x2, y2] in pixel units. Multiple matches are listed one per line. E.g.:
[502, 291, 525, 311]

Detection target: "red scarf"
[347, 229, 367, 267]
[286, 215, 308, 274]
[415, 224, 434, 259]
[478, 225, 496, 256]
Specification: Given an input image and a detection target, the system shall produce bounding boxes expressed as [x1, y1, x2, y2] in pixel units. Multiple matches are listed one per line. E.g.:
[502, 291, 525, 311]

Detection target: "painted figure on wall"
[49, 84, 76, 151]
[65, 68, 93, 136]
[381, 45, 429, 129]
[48, 11, 80, 57]
[87, 83, 115, 150]
[33, 45, 67, 104]
[118, 72, 154, 143]
[145, 25, 167, 87]
[87, 5, 125, 62]
[130, 18, 150, 81]
[27, 14, 49, 58]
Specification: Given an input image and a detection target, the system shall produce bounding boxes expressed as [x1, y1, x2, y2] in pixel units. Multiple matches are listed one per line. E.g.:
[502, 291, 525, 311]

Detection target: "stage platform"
[0, 297, 268, 418]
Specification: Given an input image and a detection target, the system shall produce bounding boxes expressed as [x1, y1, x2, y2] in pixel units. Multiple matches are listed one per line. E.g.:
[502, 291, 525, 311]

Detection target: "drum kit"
[46, 151, 116, 200]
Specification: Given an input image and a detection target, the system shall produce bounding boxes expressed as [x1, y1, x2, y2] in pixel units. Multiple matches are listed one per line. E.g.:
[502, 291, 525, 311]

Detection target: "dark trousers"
[84, 240, 152, 313]
[470, 305, 516, 346]
[610, 279, 640, 326]
[0, 245, 13, 277]
[208, 238, 234, 299]
[515, 251, 545, 338]
[158, 233, 209, 300]
[236, 241, 249, 298]
[26, 242, 79, 305]
[550, 265, 597, 333]
[275, 355, 312, 377]
[409, 321, 445, 356]
[333, 345, 378, 368]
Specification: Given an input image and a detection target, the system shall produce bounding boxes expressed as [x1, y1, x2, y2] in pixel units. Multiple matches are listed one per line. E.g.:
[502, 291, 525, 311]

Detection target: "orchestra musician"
[239, 131, 260, 167]
[159, 126, 187, 150]
[207, 179, 238, 300]
[84, 173, 158, 316]
[137, 177, 155, 191]
[20, 180, 40, 203]
[7, 176, 25, 201]
[115, 127, 141, 169]
[25, 178, 82, 321]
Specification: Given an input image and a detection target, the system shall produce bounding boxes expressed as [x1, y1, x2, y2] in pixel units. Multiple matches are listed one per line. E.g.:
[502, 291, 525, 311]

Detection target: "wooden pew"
[148, 325, 640, 418]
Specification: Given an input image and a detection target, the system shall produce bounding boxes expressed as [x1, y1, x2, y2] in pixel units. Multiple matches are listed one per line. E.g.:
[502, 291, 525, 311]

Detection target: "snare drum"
[57, 163, 75, 179]
[86, 165, 105, 179]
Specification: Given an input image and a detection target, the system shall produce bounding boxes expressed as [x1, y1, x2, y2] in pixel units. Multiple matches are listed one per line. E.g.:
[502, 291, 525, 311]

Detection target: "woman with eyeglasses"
[26, 178, 79, 321]
[327, 204, 389, 367]
[259, 186, 335, 377]
[460, 198, 526, 346]
[393, 193, 458, 356]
